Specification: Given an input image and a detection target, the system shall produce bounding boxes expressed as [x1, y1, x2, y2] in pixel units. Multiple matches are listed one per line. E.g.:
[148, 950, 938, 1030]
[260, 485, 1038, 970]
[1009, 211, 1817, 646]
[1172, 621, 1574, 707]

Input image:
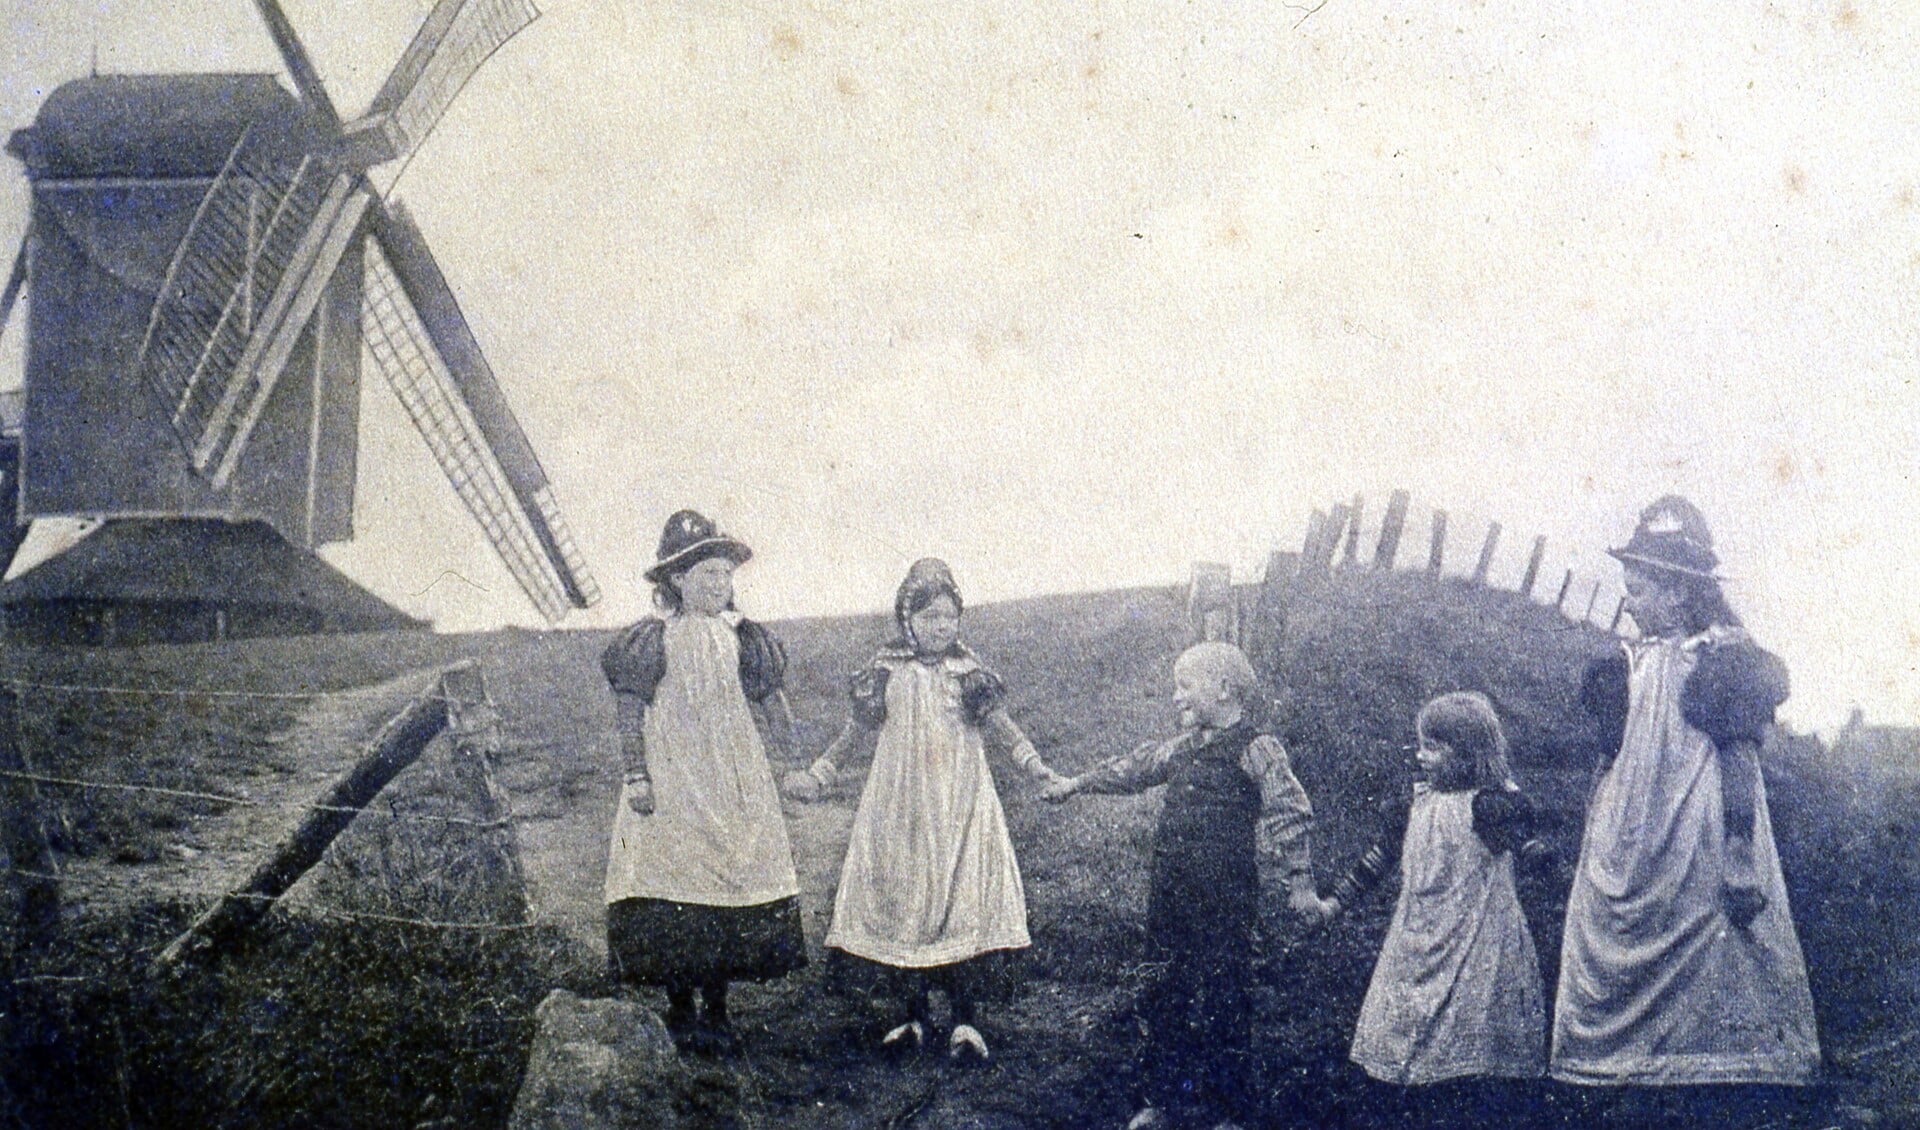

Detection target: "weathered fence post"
[1471, 522, 1502, 586]
[1342, 494, 1365, 568]
[1188, 563, 1237, 645]
[1608, 597, 1629, 635]
[443, 661, 531, 926]
[1320, 504, 1352, 574]
[1582, 580, 1602, 624]
[1301, 509, 1329, 574]
[156, 675, 453, 970]
[1519, 535, 1546, 598]
[0, 685, 58, 939]
[1374, 490, 1410, 571]
[1428, 511, 1448, 575]
[1248, 550, 1293, 679]
[1554, 569, 1574, 612]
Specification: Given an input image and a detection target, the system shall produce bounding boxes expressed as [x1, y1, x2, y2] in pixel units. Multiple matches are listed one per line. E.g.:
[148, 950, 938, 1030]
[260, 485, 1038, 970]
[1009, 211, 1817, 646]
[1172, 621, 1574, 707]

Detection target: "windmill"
[0, 0, 599, 640]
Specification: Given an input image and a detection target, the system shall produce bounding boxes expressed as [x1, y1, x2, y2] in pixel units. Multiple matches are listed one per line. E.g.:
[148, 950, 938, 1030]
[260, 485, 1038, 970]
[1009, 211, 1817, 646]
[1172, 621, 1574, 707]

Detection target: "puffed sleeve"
[1682, 640, 1790, 748]
[849, 664, 891, 729]
[734, 618, 788, 703]
[601, 619, 667, 704]
[1471, 788, 1537, 856]
[1579, 651, 1629, 764]
[958, 668, 1008, 726]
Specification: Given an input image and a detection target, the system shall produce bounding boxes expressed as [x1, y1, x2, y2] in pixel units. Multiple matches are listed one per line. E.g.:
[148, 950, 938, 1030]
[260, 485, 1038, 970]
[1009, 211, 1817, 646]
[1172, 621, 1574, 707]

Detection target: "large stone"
[507, 989, 683, 1130]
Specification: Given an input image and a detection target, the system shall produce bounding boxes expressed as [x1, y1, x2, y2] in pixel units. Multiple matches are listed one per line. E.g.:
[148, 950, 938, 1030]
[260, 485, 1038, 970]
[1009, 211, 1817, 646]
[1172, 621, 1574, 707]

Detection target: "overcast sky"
[1, 0, 1915, 732]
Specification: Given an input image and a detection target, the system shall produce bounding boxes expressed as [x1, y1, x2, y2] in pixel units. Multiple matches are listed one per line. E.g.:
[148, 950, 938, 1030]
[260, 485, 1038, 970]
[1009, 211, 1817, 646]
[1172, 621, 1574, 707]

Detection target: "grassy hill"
[2, 571, 1911, 1127]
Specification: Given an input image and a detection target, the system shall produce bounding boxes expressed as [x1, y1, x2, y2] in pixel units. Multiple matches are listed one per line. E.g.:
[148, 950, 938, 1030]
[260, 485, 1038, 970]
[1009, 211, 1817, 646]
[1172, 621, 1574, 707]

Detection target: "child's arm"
[1244, 735, 1330, 920]
[1044, 735, 1182, 802]
[1322, 793, 1413, 917]
[980, 708, 1069, 790]
[784, 664, 888, 801]
[614, 691, 655, 815]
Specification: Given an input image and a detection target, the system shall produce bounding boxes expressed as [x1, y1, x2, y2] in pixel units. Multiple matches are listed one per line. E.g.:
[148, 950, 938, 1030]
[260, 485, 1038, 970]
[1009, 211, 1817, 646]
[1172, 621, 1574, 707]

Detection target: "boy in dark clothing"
[1046, 642, 1328, 1130]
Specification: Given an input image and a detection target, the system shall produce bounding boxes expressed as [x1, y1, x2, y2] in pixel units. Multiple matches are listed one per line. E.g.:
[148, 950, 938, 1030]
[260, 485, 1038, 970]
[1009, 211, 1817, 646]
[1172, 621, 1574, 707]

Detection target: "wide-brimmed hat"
[644, 509, 752, 583]
[1607, 495, 1722, 580]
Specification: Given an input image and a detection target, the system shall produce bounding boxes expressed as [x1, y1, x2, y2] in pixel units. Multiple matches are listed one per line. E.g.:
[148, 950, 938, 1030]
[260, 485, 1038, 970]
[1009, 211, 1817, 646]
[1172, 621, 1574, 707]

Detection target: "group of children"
[600, 508, 1560, 1128]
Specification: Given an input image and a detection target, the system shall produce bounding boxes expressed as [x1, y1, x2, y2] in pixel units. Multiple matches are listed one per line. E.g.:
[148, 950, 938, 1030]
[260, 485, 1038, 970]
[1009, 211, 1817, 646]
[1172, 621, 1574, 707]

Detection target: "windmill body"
[0, 0, 599, 643]
[9, 74, 362, 551]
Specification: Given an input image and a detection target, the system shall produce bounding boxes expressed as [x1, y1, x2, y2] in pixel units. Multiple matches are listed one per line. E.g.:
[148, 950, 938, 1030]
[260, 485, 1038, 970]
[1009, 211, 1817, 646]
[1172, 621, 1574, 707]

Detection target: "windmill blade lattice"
[365, 0, 541, 162]
[135, 128, 367, 484]
[362, 235, 596, 621]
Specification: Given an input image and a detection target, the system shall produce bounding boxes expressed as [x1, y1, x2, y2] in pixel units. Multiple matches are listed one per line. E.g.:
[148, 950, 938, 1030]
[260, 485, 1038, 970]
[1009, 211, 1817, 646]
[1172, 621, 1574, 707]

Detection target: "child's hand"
[1040, 774, 1080, 804]
[1288, 887, 1335, 925]
[625, 776, 656, 816]
[782, 768, 823, 802]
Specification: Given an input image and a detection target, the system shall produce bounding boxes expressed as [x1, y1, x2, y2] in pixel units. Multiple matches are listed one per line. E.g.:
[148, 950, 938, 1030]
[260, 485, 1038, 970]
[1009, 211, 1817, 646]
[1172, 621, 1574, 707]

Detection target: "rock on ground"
[507, 989, 684, 1130]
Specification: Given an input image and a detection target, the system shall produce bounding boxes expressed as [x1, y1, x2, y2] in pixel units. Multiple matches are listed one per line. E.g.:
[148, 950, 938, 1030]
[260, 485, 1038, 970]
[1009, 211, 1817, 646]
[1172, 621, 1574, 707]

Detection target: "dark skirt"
[607, 896, 808, 986]
[821, 946, 1027, 1006]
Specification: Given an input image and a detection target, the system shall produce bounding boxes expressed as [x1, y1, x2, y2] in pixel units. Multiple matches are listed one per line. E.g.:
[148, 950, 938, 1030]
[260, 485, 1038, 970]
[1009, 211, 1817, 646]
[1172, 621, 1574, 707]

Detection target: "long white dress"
[603, 612, 799, 908]
[1551, 631, 1819, 1085]
[824, 649, 1031, 968]
[1350, 784, 1547, 1085]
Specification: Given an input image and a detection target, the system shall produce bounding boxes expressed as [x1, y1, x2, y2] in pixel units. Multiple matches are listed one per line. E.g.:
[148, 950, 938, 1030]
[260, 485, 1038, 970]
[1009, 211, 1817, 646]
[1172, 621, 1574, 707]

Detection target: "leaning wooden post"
[1554, 569, 1574, 612]
[1249, 550, 1293, 679]
[1342, 494, 1365, 568]
[0, 684, 59, 939]
[443, 662, 531, 926]
[1582, 580, 1602, 624]
[1320, 504, 1352, 574]
[1188, 563, 1237, 645]
[1518, 535, 1547, 598]
[1428, 511, 1448, 575]
[1608, 597, 1629, 634]
[156, 676, 451, 970]
[1471, 521, 1502, 587]
[1301, 510, 1328, 575]
[1373, 490, 1410, 570]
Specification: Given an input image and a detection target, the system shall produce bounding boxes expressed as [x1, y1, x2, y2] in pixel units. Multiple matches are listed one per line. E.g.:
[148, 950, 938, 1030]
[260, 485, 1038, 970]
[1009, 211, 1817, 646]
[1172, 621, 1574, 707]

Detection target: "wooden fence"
[1191, 489, 1636, 658]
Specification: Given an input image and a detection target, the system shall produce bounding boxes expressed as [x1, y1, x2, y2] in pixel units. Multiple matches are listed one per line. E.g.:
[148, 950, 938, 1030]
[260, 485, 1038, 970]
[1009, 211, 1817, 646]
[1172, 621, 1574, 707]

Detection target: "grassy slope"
[4, 573, 1915, 1127]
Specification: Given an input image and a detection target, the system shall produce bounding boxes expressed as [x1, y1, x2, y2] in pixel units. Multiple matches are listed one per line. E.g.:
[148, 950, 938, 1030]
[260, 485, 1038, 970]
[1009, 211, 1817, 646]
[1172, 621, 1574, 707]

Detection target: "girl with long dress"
[600, 510, 806, 1056]
[1552, 496, 1818, 1088]
[1324, 692, 1547, 1121]
[785, 558, 1067, 1063]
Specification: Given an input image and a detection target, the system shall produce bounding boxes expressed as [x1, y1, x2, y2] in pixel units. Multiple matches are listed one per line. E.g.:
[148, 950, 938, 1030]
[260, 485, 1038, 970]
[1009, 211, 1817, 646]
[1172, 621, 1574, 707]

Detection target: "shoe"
[948, 1023, 989, 1065]
[1125, 1108, 1170, 1130]
[882, 1019, 926, 1056]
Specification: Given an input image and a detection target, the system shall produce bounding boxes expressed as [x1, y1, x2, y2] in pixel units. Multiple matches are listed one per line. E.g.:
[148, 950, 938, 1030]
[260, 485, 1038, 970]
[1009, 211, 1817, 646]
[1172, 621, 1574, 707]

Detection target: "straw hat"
[643, 510, 752, 583]
[1607, 495, 1722, 580]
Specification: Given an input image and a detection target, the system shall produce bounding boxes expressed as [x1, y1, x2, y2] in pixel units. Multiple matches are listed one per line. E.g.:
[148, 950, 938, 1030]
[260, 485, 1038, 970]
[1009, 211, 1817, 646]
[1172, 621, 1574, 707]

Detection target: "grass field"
[1, 572, 1913, 1127]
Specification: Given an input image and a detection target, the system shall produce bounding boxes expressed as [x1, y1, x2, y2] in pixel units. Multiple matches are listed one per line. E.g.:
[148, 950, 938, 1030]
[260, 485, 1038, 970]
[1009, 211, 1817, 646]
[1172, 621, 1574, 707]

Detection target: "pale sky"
[1, 0, 1915, 732]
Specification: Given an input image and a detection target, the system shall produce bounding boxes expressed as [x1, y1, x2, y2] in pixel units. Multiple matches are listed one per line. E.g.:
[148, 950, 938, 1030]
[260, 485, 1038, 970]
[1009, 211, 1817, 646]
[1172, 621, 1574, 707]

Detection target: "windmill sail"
[134, 128, 369, 487]
[362, 201, 596, 620]
[359, 0, 540, 162]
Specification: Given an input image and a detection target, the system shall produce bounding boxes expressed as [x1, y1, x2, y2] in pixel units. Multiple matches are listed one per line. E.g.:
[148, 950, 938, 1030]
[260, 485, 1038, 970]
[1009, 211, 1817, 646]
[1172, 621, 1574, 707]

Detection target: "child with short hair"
[786, 558, 1069, 1063]
[1044, 641, 1326, 1130]
[1323, 691, 1547, 1117]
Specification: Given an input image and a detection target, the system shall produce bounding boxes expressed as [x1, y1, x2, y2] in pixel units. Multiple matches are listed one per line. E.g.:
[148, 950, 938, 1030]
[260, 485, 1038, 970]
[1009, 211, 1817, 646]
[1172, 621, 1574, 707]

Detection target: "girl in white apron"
[1552, 496, 1818, 1093]
[1325, 692, 1548, 1120]
[785, 558, 1067, 1063]
[601, 510, 805, 1056]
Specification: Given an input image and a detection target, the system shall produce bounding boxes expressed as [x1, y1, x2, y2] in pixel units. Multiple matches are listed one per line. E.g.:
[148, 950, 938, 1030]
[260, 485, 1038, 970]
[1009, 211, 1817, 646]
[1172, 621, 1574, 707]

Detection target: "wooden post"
[1582, 580, 1602, 624]
[1608, 596, 1629, 634]
[1188, 563, 1237, 644]
[1428, 510, 1448, 575]
[442, 662, 530, 926]
[0, 685, 58, 940]
[1554, 569, 1574, 611]
[156, 676, 452, 970]
[1320, 504, 1352, 574]
[1249, 550, 1292, 678]
[1519, 535, 1546, 598]
[1471, 522, 1502, 586]
[1342, 494, 1365, 568]
[1301, 509, 1328, 571]
[1374, 490, 1410, 570]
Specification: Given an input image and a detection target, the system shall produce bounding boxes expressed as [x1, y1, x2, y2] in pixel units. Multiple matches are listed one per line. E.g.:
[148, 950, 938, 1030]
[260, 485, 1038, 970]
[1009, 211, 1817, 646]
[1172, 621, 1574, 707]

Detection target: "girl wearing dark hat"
[599, 510, 805, 1055]
[784, 558, 1068, 1064]
[1551, 496, 1819, 1089]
